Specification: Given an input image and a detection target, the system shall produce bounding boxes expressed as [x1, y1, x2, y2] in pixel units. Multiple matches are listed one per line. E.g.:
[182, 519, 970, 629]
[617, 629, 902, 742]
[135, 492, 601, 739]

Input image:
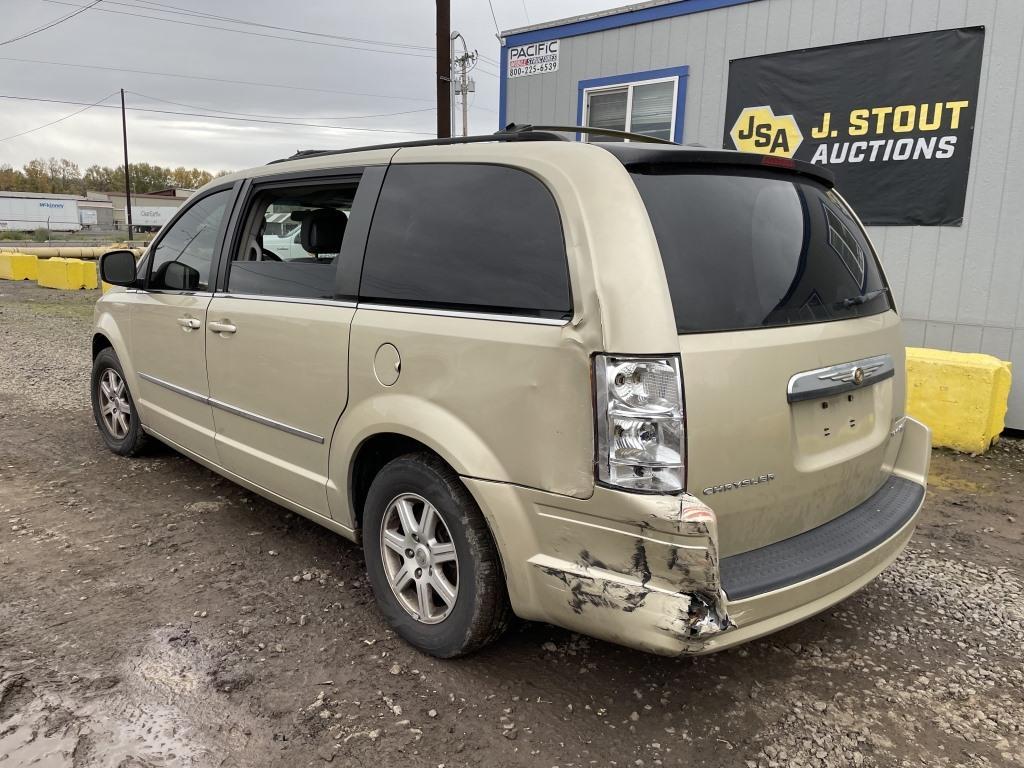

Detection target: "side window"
[360, 164, 570, 319]
[148, 189, 231, 291]
[226, 181, 358, 299]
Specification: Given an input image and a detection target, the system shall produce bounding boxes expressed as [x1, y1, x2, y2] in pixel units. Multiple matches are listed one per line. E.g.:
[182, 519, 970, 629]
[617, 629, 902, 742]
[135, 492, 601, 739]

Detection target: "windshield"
[629, 168, 892, 333]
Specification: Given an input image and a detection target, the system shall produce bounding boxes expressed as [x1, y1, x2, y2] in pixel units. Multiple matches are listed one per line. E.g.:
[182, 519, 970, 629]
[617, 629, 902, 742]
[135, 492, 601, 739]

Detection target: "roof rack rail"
[504, 123, 677, 145]
[268, 123, 675, 164]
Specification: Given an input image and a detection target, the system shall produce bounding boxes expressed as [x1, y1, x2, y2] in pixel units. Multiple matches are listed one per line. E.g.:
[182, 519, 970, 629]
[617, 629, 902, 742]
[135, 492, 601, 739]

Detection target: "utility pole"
[435, 0, 451, 139]
[120, 88, 133, 241]
[449, 33, 477, 138]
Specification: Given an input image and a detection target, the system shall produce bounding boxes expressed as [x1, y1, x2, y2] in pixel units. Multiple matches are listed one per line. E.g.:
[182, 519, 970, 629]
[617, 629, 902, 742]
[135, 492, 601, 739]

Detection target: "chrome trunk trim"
[786, 353, 894, 403]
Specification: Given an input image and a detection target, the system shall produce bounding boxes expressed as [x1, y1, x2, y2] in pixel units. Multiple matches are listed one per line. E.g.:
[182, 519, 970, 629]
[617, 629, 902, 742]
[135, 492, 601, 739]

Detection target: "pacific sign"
[507, 39, 559, 79]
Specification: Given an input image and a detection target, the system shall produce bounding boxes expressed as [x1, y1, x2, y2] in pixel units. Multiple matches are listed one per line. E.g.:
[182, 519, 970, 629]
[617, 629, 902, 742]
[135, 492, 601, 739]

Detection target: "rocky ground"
[1, 281, 1022, 768]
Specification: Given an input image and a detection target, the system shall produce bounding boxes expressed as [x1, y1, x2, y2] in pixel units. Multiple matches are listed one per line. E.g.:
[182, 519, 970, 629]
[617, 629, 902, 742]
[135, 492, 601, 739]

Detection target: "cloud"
[0, 0, 602, 175]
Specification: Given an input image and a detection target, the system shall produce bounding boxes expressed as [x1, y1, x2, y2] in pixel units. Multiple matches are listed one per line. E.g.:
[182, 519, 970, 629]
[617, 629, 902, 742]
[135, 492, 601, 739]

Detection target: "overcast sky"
[0, 0, 609, 174]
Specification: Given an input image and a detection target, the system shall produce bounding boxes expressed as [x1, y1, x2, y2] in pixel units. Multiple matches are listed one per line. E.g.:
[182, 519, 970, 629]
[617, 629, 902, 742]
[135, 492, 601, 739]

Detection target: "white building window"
[582, 77, 678, 142]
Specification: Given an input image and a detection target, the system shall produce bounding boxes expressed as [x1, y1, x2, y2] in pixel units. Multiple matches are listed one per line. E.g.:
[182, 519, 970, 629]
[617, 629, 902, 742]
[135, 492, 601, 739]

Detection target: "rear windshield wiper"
[834, 287, 889, 308]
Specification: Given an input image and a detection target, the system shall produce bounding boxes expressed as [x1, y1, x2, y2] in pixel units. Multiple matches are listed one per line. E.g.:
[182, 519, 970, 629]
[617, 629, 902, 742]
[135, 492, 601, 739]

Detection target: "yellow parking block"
[36, 257, 99, 290]
[906, 347, 1012, 454]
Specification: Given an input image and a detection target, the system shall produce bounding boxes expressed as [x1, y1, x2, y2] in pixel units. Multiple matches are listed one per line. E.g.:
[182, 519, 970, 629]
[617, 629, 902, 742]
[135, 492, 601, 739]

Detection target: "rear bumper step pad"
[720, 475, 924, 600]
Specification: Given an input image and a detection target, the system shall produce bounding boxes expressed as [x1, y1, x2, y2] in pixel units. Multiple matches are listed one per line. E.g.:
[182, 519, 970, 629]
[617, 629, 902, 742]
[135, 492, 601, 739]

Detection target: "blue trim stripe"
[503, 0, 759, 46]
[575, 66, 689, 143]
[499, 41, 509, 129]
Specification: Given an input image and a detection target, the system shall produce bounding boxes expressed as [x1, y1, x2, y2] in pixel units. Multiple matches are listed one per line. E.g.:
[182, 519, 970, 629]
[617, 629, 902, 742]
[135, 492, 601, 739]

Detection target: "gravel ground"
[1, 281, 1022, 768]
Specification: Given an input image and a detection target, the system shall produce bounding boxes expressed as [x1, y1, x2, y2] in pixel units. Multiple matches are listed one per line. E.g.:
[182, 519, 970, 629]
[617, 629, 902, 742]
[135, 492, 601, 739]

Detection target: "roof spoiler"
[608, 144, 835, 187]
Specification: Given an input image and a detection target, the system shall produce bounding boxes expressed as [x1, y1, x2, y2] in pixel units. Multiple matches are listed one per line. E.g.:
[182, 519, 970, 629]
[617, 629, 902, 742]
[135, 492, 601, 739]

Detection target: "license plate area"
[790, 380, 891, 470]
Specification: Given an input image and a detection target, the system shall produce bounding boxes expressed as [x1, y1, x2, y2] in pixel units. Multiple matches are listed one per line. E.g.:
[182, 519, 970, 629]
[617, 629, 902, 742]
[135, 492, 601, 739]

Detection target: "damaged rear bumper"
[462, 417, 930, 657]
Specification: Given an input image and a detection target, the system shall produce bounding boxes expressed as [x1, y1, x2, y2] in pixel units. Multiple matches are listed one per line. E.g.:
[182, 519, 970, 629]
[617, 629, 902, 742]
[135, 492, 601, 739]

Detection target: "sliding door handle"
[208, 320, 237, 335]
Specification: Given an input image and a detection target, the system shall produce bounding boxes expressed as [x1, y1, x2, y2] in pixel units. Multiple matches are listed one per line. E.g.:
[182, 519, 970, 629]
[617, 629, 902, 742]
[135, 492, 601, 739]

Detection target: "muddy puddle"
[0, 629, 266, 767]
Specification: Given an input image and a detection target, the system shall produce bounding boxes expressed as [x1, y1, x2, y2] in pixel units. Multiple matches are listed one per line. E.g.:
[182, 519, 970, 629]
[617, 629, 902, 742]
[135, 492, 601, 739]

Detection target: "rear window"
[629, 169, 892, 333]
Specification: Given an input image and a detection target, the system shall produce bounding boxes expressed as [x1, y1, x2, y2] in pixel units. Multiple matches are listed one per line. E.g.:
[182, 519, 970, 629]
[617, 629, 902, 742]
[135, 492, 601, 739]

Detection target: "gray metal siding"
[504, 0, 1024, 428]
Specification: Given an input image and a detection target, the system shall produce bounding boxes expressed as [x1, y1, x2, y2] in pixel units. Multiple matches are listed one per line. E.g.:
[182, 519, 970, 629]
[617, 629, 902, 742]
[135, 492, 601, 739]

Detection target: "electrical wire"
[0, 0, 101, 46]
[486, 0, 501, 36]
[123, 0, 434, 52]
[125, 90, 436, 121]
[0, 55, 436, 103]
[0, 94, 436, 135]
[0, 89, 117, 142]
[40, 0, 435, 58]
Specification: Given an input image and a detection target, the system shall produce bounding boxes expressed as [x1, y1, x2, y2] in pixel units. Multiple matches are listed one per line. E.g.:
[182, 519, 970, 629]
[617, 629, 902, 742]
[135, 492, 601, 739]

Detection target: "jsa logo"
[730, 106, 803, 158]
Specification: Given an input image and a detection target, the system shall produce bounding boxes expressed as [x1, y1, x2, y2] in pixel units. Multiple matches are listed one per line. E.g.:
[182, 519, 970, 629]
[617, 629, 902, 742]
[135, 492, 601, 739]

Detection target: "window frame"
[142, 181, 241, 294]
[214, 166, 386, 303]
[357, 161, 573, 323]
[576, 65, 689, 143]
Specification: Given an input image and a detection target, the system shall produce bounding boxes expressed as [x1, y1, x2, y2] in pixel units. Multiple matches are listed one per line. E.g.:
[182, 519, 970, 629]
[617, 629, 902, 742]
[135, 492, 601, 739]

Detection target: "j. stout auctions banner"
[723, 28, 985, 226]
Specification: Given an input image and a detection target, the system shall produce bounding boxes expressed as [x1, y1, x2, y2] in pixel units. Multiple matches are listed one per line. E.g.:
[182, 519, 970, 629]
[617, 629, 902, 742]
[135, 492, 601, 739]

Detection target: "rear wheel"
[362, 452, 510, 657]
[91, 348, 147, 456]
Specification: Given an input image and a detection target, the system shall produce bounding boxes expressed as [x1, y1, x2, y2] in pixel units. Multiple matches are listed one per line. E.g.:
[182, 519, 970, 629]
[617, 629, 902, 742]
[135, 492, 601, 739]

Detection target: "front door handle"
[208, 320, 237, 335]
[177, 317, 201, 331]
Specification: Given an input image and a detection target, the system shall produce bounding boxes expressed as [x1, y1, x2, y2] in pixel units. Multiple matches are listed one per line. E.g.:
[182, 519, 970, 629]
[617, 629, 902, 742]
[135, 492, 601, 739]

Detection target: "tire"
[362, 452, 511, 658]
[91, 348, 148, 457]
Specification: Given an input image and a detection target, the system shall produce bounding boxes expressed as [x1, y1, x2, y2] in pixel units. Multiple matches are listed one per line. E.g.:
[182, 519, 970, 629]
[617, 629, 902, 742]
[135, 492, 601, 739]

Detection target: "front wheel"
[362, 453, 510, 657]
[91, 348, 148, 456]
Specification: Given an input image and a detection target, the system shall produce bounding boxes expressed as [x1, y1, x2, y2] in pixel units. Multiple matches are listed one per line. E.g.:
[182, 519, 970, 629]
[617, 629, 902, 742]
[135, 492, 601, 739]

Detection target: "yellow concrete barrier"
[0, 252, 39, 281]
[36, 257, 99, 290]
[906, 347, 1012, 454]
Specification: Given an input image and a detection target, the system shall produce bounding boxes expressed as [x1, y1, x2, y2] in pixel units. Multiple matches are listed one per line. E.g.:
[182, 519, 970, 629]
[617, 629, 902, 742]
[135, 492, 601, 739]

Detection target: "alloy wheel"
[98, 368, 131, 440]
[379, 493, 459, 624]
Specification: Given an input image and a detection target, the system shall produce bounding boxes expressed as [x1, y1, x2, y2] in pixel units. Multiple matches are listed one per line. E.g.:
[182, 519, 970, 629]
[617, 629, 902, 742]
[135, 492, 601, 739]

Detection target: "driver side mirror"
[99, 250, 138, 287]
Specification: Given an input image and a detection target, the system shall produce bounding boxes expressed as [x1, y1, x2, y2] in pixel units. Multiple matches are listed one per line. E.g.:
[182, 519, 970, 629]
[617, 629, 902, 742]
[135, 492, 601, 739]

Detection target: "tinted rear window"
[629, 169, 892, 333]
[360, 164, 571, 319]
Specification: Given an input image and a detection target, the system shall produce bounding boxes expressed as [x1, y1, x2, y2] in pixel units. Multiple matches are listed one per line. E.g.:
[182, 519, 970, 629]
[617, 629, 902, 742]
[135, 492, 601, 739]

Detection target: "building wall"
[105, 192, 185, 227]
[502, 0, 1024, 427]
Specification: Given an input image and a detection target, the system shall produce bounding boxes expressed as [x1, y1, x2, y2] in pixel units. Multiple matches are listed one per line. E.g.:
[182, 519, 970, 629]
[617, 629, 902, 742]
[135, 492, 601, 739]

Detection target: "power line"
[125, 90, 436, 121]
[0, 0, 101, 46]
[486, 0, 501, 36]
[0, 54, 437, 103]
[124, 0, 434, 52]
[41, 0, 435, 59]
[0, 94, 437, 135]
[0, 55, 498, 111]
[0, 90, 117, 142]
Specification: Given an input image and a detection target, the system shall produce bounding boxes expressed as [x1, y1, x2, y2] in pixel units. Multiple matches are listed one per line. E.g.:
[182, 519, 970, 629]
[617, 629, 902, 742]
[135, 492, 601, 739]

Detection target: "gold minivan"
[93, 127, 930, 658]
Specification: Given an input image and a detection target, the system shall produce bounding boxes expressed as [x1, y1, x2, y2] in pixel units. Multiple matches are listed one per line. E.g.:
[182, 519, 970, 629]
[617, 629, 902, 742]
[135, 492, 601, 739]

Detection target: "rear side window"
[360, 164, 570, 319]
[629, 169, 892, 333]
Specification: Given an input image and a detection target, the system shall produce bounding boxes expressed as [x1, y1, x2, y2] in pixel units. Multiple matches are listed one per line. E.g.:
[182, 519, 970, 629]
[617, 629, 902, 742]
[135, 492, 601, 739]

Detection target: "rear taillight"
[594, 355, 685, 493]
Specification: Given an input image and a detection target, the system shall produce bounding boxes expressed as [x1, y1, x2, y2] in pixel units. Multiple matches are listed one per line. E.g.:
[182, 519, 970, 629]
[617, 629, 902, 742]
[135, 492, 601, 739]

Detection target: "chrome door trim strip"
[137, 372, 325, 444]
[207, 397, 325, 444]
[217, 292, 357, 309]
[787, 354, 895, 404]
[138, 372, 208, 404]
[357, 302, 569, 326]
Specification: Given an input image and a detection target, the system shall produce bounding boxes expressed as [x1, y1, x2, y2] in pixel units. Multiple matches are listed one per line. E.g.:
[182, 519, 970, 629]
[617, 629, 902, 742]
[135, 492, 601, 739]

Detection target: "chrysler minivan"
[92, 126, 930, 657]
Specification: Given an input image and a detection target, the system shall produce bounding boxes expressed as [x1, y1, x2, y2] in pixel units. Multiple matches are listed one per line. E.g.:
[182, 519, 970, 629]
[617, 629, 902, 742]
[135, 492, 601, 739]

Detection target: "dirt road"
[1, 281, 1022, 768]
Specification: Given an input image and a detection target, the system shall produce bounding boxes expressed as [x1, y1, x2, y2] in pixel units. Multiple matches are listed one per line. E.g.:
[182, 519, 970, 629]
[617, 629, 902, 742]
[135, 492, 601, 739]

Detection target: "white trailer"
[0, 195, 82, 232]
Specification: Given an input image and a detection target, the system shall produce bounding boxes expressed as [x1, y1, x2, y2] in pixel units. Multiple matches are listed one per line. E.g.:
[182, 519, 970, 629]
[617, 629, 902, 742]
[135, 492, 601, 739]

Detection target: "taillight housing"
[594, 354, 685, 493]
